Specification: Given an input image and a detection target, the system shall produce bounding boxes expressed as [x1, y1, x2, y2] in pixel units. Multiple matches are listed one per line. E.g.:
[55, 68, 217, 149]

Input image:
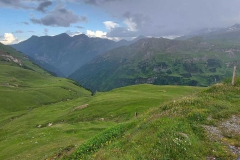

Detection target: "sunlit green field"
[67, 79, 240, 160]
[0, 75, 202, 160]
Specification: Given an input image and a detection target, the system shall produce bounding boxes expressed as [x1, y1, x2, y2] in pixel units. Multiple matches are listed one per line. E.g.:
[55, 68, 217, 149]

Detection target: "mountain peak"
[132, 35, 146, 43]
[30, 35, 38, 38]
[26, 35, 39, 42]
[231, 23, 240, 28]
[54, 33, 70, 38]
[73, 34, 88, 38]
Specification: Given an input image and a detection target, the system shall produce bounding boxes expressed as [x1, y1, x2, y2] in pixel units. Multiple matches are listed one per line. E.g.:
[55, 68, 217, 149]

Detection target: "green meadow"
[67, 79, 240, 160]
[0, 76, 202, 160]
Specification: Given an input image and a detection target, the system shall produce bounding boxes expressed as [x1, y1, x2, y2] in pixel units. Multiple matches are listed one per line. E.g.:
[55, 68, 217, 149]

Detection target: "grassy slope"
[62, 85, 202, 123]
[67, 79, 240, 160]
[0, 43, 90, 115]
[0, 83, 203, 160]
[0, 44, 91, 159]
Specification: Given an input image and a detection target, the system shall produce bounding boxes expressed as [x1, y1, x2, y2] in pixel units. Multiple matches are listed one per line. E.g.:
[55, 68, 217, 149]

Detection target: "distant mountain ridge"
[177, 24, 240, 41]
[12, 34, 146, 76]
[69, 30, 240, 91]
[12, 24, 240, 92]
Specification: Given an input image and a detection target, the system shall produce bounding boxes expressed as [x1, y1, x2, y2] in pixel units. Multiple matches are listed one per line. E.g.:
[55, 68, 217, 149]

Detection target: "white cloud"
[124, 18, 137, 31]
[103, 21, 119, 30]
[30, 4, 87, 27]
[85, 29, 128, 41]
[86, 30, 107, 38]
[162, 35, 181, 39]
[72, 31, 83, 36]
[107, 37, 121, 41]
[66, 30, 83, 37]
[0, 33, 18, 45]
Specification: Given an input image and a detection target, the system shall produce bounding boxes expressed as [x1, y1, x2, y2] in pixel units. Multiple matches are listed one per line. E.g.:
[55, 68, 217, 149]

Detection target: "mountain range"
[12, 34, 144, 76]
[177, 23, 240, 42]
[69, 36, 240, 91]
[12, 24, 240, 92]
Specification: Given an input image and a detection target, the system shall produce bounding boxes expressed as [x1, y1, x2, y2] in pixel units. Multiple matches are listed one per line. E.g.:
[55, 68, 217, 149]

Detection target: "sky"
[1, 0, 240, 44]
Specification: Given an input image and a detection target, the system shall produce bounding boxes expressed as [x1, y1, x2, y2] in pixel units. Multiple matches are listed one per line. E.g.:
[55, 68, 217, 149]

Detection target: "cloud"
[0, 0, 26, 9]
[124, 18, 137, 32]
[86, 30, 106, 38]
[36, 0, 52, 13]
[123, 12, 151, 31]
[28, 30, 35, 33]
[3, 0, 240, 38]
[106, 12, 151, 37]
[0, 0, 53, 10]
[83, 0, 240, 37]
[65, 30, 82, 36]
[106, 27, 138, 37]
[0, 33, 18, 44]
[84, 0, 122, 5]
[103, 21, 119, 30]
[84, 0, 97, 5]
[31, 4, 87, 27]
[0, 0, 37, 9]
[14, 30, 24, 33]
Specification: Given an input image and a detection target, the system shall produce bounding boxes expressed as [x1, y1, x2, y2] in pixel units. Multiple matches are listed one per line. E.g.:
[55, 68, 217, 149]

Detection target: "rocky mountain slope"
[69, 36, 240, 92]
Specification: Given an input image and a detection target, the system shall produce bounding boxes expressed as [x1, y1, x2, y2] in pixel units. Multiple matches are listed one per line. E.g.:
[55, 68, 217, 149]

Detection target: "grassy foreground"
[0, 83, 201, 160]
[66, 79, 240, 160]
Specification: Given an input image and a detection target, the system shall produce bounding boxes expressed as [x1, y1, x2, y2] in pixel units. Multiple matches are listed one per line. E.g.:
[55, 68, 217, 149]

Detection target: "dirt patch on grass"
[72, 104, 89, 111]
[47, 145, 76, 160]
